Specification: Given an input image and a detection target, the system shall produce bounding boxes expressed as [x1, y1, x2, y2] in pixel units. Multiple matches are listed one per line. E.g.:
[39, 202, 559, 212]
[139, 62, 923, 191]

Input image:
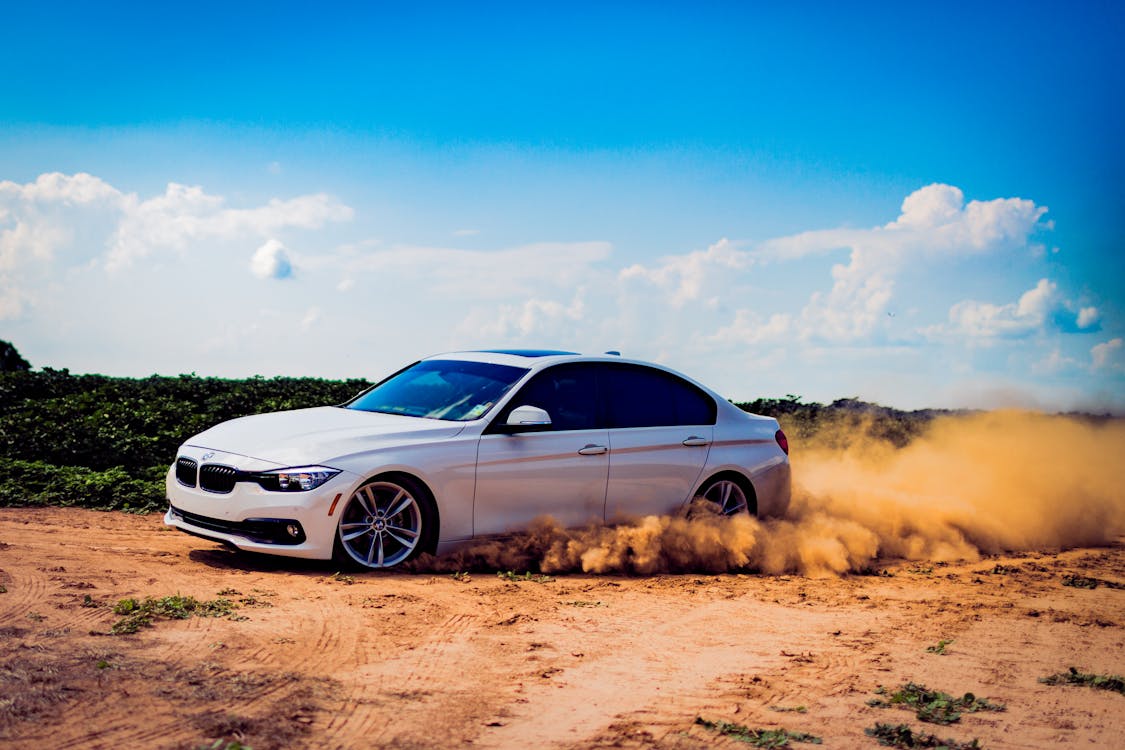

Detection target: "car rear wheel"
[698, 475, 752, 516]
[334, 477, 435, 569]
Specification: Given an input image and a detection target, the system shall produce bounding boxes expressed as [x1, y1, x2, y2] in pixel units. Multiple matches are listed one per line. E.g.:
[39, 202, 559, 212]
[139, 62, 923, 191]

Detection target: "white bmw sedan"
[165, 350, 791, 569]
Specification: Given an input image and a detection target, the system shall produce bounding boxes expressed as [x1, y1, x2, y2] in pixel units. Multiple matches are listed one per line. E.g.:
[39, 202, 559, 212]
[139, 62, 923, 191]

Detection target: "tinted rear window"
[604, 364, 716, 428]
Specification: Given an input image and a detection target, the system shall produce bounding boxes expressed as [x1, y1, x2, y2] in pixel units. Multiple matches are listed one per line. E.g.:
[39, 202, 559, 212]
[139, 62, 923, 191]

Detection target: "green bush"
[0, 459, 165, 513]
[0, 370, 371, 512]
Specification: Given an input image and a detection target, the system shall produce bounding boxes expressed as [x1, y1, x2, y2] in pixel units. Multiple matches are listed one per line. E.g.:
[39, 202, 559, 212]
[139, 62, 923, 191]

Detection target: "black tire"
[332, 474, 438, 569]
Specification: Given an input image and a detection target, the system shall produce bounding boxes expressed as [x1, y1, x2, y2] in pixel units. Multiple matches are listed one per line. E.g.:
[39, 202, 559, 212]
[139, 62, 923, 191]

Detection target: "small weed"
[198, 741, 253, 750]
[695, 717, 821, 746]
[236, 595, 272, 608]
[563, 600, 604, 608]
[1040, 667, 1125, 696]
[110, 595, 237, 634]
[768, 705, 808, 714]
[868, 683, 1004, 725]
[856, 567, 895, 578]
[27, 612, 45, 622]
[925, 639, 954, 655]
[1061, 574, 1124, 590]
[217, 588, 241, 596]
[81, 594, 99, 608]
[907, 565, 933, 576]
[95, 659, 113, 669]
[329, 572, 356, 585]
[450, 571, 471, 582]
[865, 723, 981, 749]
[498, 571, 555, 583]
[0, 584, 7, 593]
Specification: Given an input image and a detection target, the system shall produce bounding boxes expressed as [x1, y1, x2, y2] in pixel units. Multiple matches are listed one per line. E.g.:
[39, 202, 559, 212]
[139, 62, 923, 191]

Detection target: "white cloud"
[250, 239, 293, 280]
[934, 278, 1107, 343]
[619, 238, 751, 308]
[0, 171, 123, 205]
[1031, 348, 1078, 375]
[452, 228, 480, 237]
[942, 278, 1057, 340]
[461, 290, 587, 340]
[329, 241, 612, 300]
[754, 184, 1050, 342]
[709, 310, 792, 346]
[300, 306, 322, 331]
[108, 185, 352, 269]
[1091, 338, 1124, 372]
[1077, 306, 1100, 329]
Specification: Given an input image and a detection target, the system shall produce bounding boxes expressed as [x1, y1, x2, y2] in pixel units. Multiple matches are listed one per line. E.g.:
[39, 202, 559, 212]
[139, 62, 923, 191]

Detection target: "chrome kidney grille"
[175, 457, 198, 487]
[199, 464, 238, 493]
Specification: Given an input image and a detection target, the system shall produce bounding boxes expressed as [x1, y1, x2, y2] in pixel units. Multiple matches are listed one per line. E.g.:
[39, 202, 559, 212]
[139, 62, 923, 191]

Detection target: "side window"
[494, 364, 601, 431]
[671, 376, 716, 425]
[605, 364, 716, 428]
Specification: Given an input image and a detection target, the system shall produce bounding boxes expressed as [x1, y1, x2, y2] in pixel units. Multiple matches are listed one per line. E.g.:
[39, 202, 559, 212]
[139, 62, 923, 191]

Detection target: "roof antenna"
[605, 350, 621, 356]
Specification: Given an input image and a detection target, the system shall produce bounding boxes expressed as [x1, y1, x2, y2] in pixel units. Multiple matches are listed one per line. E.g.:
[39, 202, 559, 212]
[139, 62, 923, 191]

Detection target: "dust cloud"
[415, 411, 1125, 577]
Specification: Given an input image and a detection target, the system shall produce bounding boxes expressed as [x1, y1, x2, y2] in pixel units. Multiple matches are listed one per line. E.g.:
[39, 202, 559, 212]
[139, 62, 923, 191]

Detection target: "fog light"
[286, 524, 300, 538]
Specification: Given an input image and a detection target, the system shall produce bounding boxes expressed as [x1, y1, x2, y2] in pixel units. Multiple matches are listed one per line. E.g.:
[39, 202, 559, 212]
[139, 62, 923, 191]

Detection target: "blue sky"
[1, 1, 1122, 410]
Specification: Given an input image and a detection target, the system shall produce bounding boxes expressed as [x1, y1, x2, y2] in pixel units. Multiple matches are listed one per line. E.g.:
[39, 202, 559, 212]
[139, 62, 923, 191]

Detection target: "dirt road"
[1, 507, 1122, 749]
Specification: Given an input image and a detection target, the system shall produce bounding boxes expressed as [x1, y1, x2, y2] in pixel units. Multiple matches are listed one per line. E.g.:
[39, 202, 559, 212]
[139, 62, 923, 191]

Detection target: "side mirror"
[505, 405, 552, 432]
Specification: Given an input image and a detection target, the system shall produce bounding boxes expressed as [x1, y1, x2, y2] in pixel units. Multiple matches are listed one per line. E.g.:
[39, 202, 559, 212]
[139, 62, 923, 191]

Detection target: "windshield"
[345, 360, 529, 421]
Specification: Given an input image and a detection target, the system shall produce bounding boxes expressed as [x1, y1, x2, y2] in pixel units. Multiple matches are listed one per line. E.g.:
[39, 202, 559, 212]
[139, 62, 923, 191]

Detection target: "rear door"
[474, 364, 609, 535]
[602, 363, 716, 521]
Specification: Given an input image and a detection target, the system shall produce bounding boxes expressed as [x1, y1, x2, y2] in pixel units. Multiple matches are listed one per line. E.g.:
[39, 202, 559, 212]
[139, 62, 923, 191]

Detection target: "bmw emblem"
[201, 452, 216, 461]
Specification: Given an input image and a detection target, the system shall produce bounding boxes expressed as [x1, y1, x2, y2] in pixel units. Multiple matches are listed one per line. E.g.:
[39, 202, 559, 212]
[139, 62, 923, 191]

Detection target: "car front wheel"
[334, 476, 435, 569]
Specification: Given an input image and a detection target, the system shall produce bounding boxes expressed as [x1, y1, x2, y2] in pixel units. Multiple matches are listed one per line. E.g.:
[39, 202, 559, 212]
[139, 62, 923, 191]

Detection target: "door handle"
[682, 436, 710, 447]
[577, 444, 608, 456]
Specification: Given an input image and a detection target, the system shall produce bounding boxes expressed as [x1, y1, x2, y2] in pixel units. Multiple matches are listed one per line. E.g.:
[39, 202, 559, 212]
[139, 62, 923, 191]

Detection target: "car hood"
[185, 406, 467, 466]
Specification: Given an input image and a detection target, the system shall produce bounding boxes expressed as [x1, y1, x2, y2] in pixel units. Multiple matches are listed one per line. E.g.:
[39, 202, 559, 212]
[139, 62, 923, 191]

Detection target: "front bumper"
[164, 455, 356, 560]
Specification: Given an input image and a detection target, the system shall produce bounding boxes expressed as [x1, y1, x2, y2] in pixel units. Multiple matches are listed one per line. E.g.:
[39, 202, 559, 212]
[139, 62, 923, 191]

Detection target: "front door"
[473, 364, 608, 535]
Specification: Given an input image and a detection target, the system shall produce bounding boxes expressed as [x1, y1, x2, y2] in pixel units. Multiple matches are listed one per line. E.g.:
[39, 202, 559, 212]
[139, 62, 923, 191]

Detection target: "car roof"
[426, 349, 604, 367]
[423, 350, 710, 386]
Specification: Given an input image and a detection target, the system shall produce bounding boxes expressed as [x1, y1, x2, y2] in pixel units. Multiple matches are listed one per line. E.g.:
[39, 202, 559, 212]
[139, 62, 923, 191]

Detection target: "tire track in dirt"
[321, 610, 485, 747]
[0, 556, 50, 627]
[478, 593, 859, 748]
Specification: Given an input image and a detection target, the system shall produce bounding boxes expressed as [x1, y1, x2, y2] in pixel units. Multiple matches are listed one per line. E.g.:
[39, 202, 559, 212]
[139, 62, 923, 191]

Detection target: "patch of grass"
[868, 683, 1004, 725]
[907, 565, 933, 576]
[81, 594, 98, 608]
[110, 594, 237, 634]
[26, 612, 45, 622]
[768, 705, 808, 714]
[865, 723, 981, 749]
[856, 567, 895, 577]
[198, 739, 253, 750]
[328, 572, 356, 585]
[695, 717, 821, 747]
[95, 659, 113, 670]
[925, 639, 954, 655]
[498, 571, 555, 583]
[450, 571, 471, 582]
[1040, 667, 1125, 696]
[1061, 574, 1125, 590]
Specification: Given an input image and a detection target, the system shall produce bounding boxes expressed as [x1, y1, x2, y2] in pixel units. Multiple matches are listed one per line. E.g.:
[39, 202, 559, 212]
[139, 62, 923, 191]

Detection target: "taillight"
[775, 428, 789, 455]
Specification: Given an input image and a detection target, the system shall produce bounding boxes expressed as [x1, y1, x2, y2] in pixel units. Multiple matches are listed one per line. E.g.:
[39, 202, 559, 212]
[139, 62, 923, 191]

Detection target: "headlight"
[256, 466, 340, 492]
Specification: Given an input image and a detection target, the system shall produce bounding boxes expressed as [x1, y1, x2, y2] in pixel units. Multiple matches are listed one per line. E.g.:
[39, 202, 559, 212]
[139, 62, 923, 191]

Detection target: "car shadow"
[187, 547, 338, 574]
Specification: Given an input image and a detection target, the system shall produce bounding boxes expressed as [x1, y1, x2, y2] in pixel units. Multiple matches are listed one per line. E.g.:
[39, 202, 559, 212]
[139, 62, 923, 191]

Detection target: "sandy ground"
[1, 507, 1123, 750]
